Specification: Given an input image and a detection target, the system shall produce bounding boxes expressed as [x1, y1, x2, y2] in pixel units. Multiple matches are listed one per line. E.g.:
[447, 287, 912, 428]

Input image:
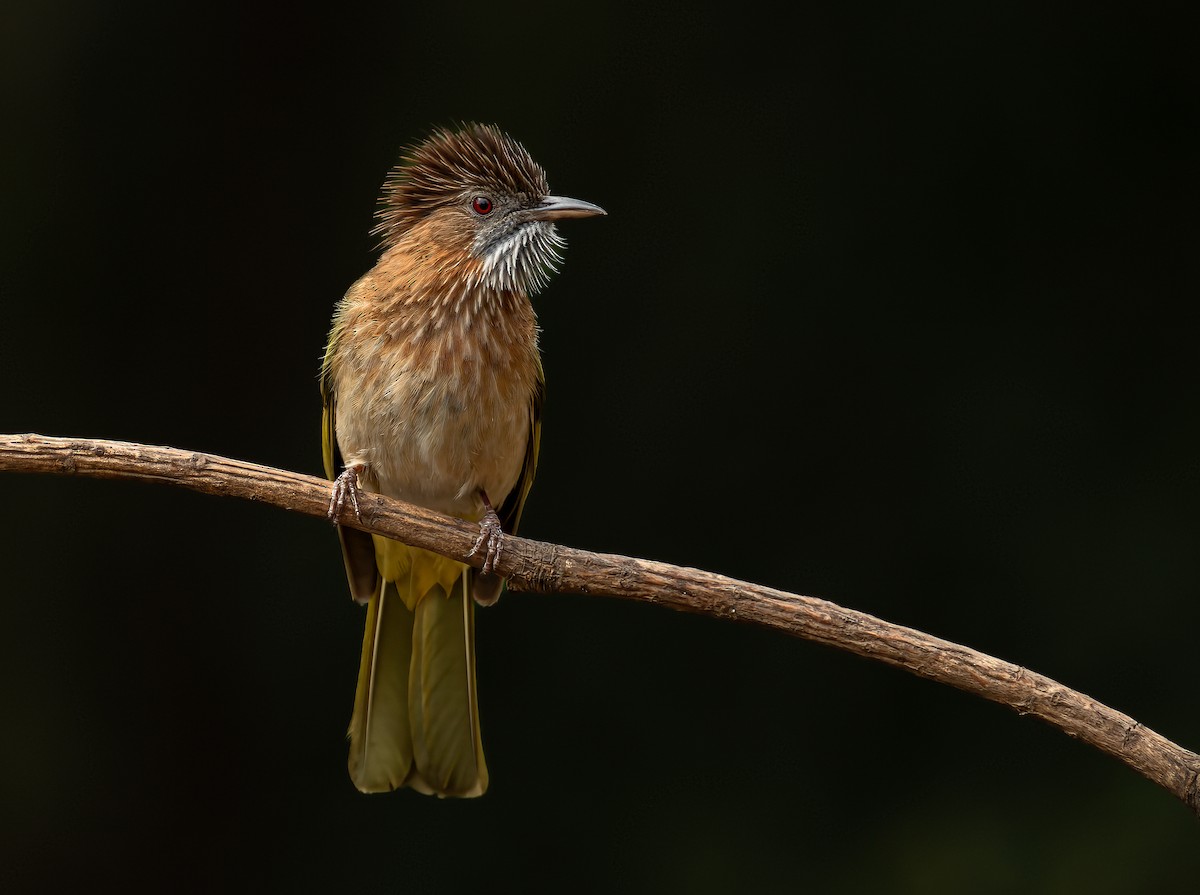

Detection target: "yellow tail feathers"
[347, 546, 488, 797]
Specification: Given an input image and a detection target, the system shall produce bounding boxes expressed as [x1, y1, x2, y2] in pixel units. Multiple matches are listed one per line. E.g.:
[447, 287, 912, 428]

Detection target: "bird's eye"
[472, 196, 494, 215]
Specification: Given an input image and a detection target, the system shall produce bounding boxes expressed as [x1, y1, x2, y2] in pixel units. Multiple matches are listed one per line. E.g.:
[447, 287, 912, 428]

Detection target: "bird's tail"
[347, 542, 488, 797]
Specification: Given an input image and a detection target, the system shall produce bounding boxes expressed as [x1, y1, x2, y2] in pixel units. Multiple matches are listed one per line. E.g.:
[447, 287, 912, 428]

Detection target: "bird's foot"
[467, 505, 505, 575]
[328, 465, 363, 524]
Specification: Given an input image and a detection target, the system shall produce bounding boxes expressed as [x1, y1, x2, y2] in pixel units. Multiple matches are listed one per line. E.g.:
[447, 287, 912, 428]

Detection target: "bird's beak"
[529, 195, 607, 221]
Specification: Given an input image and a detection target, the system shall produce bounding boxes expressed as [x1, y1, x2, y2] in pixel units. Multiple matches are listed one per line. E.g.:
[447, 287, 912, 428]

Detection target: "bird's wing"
[322, 357, 380, 603]
[320, 364, 339, 482]
[498, 356, 544, 537]
[470, 359, 543, 606]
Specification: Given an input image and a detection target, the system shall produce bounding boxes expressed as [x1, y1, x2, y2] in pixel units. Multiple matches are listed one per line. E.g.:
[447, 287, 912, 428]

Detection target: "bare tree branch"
[2, 432, 1197, 814]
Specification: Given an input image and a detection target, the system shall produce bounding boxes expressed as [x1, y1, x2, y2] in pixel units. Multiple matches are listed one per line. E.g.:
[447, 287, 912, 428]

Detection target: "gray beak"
[528, 195, 607, 221]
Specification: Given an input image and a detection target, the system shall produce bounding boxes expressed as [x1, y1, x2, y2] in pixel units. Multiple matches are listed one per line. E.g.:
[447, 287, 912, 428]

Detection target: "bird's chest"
[334, 313, 535, 518]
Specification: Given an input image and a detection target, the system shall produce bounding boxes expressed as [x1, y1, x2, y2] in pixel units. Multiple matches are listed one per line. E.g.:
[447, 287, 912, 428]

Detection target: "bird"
[320, 123, 604, 796]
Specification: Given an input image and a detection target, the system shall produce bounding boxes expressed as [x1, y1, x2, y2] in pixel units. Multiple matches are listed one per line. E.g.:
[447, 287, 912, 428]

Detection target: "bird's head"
[372, 123, 605, 293]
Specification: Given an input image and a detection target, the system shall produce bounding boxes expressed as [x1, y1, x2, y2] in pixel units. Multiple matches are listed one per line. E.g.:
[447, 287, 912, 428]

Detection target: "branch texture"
[2, 432, 1197, 814]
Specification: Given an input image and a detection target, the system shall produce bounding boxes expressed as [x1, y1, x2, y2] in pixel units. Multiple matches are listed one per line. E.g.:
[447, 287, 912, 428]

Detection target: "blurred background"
[2, 2, 1198, 891]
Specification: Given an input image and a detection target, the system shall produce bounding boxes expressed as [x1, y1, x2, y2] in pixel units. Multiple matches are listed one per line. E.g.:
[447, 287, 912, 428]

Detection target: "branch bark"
[2, 432, 1197, 814]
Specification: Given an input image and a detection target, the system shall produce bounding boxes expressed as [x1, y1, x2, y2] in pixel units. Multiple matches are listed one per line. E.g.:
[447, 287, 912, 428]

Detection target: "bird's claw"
[467, 508, 505, 575]
[328, 466, 363, 524]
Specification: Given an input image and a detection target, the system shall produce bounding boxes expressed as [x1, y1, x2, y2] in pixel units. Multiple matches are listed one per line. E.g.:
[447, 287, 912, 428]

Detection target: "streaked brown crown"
[372, 123, 550, 249]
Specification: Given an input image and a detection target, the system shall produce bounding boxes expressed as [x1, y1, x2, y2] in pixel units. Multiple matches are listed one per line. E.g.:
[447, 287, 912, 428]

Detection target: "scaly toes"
[468, 511, 505, 575]
[328, 466, 363, 524]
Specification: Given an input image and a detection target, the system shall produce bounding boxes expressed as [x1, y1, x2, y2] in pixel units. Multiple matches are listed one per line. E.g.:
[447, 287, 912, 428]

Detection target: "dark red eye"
[472, 196, 494, 215]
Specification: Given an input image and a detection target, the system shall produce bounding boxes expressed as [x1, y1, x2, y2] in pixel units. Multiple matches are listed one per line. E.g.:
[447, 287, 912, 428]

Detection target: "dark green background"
[2, 2, 1197, 891]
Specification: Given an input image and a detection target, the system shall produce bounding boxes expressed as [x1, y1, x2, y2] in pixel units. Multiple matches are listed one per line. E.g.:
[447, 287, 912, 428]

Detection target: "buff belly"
[334, 361, 531, 523]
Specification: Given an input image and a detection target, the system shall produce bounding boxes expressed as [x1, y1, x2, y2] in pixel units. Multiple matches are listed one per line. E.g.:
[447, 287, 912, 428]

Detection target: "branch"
[2, 432, 1197, 814]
